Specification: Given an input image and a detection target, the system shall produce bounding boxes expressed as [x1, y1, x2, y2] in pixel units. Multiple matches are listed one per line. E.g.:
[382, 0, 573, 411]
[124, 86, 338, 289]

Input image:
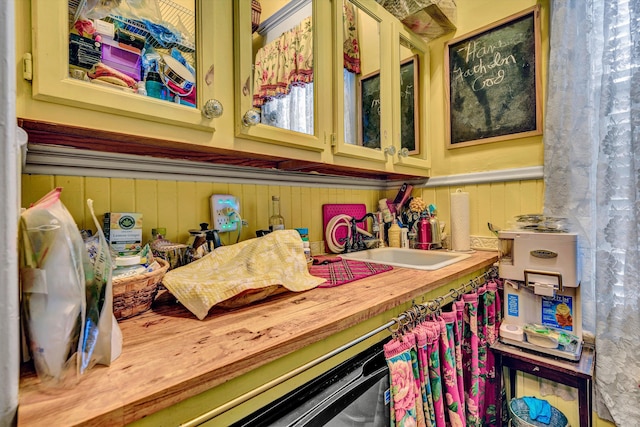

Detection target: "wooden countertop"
[18, 250, 498, 426]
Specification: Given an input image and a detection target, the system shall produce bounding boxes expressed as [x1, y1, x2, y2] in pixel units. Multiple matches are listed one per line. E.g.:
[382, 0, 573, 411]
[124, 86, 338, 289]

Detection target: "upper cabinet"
[234, 0, 431, 170]
[29, 0, 222, 131]
[233, 0, 332, 152]
[331, 0, 431, 171]
[331, 0, 390, 164]
[391, 23, 431, 170]
[24, 0, 432, 177]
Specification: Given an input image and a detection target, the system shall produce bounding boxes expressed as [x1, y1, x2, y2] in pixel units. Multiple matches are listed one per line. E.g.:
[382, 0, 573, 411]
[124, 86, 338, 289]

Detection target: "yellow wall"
[20, 175, 382, 245]
[516, 373, 614, 427]
[21, 175, 544, 247]
[428, 0, 547, 177]
[386, 180, 544, 239]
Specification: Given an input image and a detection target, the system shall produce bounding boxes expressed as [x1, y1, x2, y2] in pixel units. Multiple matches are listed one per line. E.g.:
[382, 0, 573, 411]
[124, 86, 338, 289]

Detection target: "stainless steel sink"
[340, 247, 471, 270]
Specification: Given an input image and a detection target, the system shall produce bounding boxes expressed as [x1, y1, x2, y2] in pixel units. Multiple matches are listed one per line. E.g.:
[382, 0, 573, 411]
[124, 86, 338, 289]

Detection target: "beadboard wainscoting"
[385, 167, 545, 251]
[22, 144, 544, 249]
[21, 174, 383, 245]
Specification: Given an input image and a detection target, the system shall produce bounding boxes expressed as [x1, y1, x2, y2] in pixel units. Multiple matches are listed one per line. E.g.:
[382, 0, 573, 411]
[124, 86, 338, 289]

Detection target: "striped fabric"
[311, 259, 392, 288]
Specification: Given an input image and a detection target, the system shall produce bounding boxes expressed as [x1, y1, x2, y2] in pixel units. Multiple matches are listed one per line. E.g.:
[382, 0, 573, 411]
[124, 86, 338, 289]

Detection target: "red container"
[417, 215, 431, 250]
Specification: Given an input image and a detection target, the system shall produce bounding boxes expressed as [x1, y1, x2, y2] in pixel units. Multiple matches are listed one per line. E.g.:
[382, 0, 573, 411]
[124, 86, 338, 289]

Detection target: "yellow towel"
[162, 230, 325, 320]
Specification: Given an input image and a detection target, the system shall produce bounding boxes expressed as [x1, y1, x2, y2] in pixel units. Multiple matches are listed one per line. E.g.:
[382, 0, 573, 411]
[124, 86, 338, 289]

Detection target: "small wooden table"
[491, 341, 595, 427]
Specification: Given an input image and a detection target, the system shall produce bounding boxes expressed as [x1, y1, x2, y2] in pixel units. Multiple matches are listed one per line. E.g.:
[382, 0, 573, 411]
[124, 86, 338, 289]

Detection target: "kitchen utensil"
[185, 223, 222, 263]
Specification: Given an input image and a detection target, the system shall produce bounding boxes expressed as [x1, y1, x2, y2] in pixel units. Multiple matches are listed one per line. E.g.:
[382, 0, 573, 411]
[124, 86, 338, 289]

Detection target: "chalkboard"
[358, 70, 381, 149]
[400, 55, 419, 154]
[445, 6, 542, 148]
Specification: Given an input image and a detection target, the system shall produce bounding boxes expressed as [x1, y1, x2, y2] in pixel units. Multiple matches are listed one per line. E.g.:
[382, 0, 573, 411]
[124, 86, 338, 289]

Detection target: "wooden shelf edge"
[18, 119, 427, 181]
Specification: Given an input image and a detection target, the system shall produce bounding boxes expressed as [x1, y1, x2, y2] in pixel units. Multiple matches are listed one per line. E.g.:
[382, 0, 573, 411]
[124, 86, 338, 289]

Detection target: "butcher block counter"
[18, 250, 498, 426]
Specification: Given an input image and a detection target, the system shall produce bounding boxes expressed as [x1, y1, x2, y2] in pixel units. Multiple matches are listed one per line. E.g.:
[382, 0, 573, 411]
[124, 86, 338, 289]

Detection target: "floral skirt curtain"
[384, 279, 502, 427]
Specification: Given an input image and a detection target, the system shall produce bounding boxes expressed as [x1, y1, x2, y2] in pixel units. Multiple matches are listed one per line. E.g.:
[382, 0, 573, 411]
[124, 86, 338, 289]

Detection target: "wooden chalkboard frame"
[445, 6, 542, 149]
[357, 70, 382, 149]
[400, 55, 419, 155]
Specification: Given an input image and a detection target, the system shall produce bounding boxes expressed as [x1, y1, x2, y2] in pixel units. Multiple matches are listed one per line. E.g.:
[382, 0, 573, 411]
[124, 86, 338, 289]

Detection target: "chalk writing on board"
[446, 6, 541, 147]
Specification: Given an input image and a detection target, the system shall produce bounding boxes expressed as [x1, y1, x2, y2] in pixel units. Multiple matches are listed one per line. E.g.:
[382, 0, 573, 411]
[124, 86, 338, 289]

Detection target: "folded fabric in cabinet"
[162, 230, 325, 320]
[88, 62, 137, 88]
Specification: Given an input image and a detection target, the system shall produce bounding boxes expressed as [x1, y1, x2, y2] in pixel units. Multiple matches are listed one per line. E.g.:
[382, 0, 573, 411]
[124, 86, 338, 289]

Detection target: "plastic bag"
[19, 189, 123, 387]
[80, 0, 162, 23]
[19, 188, 86, 386]
[82, 199, 122, 371]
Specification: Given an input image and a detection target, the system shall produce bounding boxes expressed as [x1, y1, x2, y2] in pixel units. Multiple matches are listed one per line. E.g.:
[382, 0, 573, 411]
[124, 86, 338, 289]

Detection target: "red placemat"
[310, 258, 393, 288]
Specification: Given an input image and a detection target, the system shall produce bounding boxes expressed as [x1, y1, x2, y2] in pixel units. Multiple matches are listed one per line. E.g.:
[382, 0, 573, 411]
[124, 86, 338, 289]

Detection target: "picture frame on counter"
[445, 5, 542, 149]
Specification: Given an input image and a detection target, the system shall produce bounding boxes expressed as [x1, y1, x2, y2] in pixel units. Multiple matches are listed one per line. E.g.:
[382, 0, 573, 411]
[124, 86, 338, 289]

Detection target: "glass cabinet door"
[331, 0, 392, 164]
[234, 0, 331, 151]
[391, 24, 431, 171]
[31, 0, 220, 130]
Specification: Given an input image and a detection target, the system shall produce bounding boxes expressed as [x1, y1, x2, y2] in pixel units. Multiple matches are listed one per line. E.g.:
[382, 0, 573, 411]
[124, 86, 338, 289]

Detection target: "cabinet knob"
[242, 109, 261, 126]
[202, 99, 223, 119]
[398, 147, 410, 158]
[384, 146, 397, 156]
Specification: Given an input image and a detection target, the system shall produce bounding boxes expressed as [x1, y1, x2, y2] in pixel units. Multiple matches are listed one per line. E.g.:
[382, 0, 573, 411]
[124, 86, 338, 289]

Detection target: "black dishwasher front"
[232, 339, 390, 427]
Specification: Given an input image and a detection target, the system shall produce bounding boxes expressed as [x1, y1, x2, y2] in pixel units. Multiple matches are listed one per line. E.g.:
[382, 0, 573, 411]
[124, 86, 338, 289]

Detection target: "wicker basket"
[509, 398, 570, 427]
[112, 258, 169, 320]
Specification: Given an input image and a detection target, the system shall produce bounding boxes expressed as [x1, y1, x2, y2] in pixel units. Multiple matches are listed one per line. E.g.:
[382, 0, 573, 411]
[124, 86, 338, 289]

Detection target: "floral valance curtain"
[343, 0, 361, 74]
[252, 2, 361, 108]
[252, 16, 313, 107]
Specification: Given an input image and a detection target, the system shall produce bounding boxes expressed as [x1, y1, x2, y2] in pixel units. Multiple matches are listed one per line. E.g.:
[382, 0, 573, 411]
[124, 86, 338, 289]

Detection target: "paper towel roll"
[450, 189, 470, 251]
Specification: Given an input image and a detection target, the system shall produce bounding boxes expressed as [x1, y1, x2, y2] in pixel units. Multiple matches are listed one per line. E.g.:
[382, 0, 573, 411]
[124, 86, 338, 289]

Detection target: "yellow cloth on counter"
[162, 230, 325, 320]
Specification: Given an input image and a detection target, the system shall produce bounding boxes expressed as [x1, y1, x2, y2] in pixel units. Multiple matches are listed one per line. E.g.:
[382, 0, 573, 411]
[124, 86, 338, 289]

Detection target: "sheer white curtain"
[258, 24, 356, 138]
[344, 69, 357, 144]
[544, 0, 640, 424]
[260, 83, 314, 135]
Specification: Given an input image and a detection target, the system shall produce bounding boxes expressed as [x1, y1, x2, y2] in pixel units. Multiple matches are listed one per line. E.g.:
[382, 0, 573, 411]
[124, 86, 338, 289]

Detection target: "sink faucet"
[344, 213, 382, 253]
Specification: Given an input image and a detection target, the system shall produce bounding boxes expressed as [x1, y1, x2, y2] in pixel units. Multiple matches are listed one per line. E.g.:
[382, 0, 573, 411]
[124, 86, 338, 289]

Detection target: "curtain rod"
[388, 265, 500, 336]
[181, 265, 499, 426]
